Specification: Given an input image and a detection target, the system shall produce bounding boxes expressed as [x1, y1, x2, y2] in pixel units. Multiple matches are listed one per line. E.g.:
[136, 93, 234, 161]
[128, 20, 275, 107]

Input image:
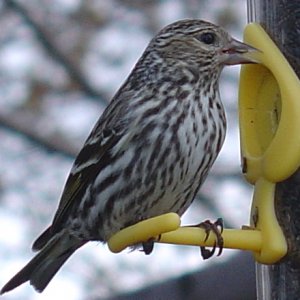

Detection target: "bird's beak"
[220, 38, 260, 65]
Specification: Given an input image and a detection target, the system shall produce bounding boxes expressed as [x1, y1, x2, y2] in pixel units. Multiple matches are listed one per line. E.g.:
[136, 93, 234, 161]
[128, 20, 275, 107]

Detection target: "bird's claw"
[197, 218, 224, 260]
[141, 238, 155, 255]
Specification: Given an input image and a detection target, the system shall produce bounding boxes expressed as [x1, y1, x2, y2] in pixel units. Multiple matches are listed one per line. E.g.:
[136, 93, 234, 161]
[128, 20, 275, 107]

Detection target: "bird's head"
[150, 19, 258, 70]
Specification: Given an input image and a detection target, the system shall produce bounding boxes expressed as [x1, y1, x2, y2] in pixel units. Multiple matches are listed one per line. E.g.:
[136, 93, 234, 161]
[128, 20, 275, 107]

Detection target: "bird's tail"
[0, 230, 84, 294]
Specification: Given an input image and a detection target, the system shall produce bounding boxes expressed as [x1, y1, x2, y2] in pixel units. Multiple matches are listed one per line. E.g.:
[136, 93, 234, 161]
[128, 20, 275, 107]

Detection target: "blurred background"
[0, 0, 256, 299]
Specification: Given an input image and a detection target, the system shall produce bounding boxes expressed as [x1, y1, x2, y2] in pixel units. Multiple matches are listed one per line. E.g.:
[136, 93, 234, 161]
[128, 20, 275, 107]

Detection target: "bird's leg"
[194, 218, 224, 260]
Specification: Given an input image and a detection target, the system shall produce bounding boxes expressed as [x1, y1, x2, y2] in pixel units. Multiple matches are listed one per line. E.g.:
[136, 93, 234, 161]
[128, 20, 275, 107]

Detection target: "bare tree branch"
[3, 0, 109, 105]
[0, 109, 79, 158]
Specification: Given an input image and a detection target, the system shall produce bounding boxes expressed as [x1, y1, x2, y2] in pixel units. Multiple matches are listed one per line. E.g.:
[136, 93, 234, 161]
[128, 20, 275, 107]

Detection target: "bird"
[1, 19, 258, 294]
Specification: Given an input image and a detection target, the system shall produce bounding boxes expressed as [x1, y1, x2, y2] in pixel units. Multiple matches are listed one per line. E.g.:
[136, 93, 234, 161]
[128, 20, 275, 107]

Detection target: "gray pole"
[247, 0, 300, 299]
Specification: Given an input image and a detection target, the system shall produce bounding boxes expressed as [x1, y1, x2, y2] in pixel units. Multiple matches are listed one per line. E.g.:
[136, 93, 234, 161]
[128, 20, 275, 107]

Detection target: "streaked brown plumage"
[1, 19, 257, 294]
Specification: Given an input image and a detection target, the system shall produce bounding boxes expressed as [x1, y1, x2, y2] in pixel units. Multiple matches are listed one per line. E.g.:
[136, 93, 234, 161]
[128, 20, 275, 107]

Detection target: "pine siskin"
[1, 19, 258, 294]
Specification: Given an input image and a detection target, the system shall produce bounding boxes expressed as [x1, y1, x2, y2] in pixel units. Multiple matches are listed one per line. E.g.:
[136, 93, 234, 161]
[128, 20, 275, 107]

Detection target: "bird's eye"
[197, 32, 216, 45]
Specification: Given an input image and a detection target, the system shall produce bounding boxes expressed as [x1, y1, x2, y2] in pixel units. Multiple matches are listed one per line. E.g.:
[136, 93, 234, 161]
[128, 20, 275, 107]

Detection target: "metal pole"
[247, 1, 300, 299]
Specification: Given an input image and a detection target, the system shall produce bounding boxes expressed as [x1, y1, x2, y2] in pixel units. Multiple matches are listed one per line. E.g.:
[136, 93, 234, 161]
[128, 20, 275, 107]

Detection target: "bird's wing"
[50, 126, 123, 233]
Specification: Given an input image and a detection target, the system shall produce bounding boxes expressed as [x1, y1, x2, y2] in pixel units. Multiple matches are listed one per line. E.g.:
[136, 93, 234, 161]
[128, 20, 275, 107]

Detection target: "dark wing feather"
[51, 129, 122, 232]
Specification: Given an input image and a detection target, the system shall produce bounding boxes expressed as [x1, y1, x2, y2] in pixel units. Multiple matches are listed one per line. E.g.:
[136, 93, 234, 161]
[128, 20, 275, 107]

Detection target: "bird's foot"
[195, 218, 224, 260]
